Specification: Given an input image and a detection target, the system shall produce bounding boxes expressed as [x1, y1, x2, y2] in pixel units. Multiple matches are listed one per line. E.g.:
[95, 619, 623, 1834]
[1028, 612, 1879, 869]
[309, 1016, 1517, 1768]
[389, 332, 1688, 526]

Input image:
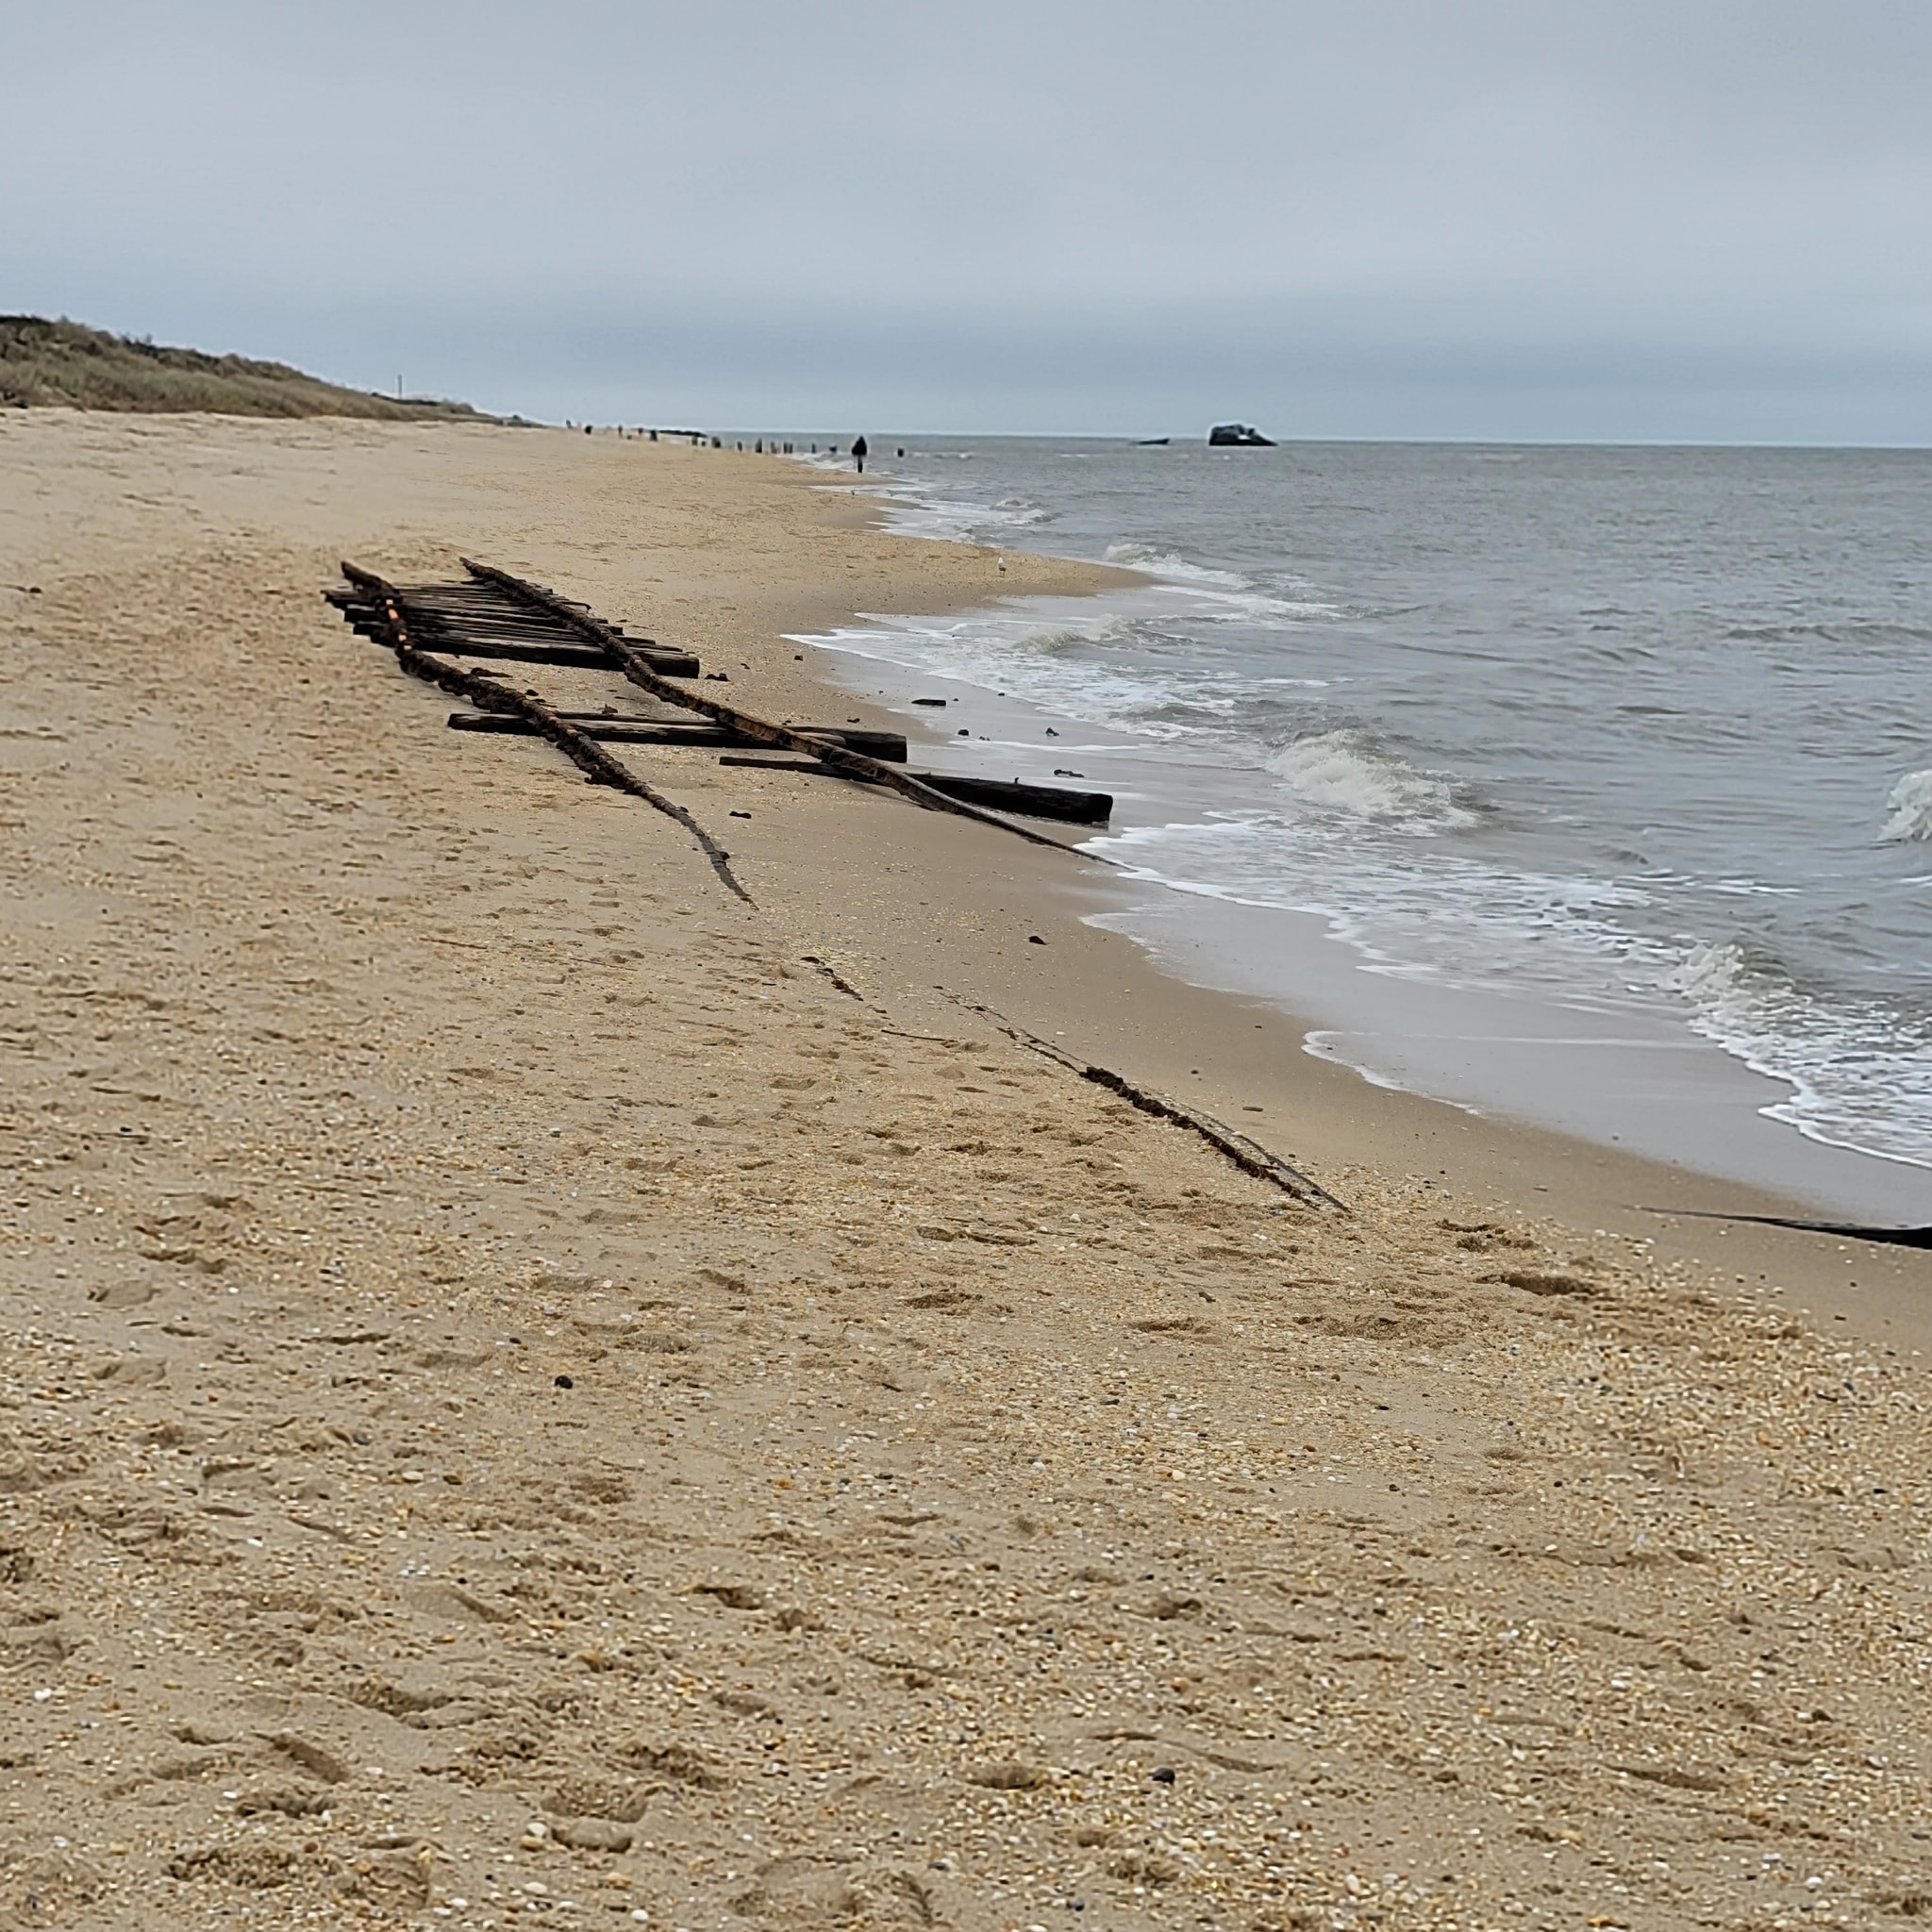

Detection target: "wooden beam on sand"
[1647, 1208, 1932, 1250]
[335, 562, 753, 906]
[714, 754, 1110, 824]
[460, 558, 1118, 861]
[452, 716, 908, 760]
[325, 587, 701, 676]
[372, 635, 619, 669]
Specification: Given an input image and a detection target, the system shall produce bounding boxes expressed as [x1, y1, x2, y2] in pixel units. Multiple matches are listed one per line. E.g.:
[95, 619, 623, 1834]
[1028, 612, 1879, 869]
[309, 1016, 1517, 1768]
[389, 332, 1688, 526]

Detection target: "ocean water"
[789, 440, 1932, 1216]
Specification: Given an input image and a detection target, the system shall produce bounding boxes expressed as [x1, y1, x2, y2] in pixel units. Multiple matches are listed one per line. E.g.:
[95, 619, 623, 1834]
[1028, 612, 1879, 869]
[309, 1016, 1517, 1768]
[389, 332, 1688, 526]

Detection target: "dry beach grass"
[0, 319, 490, 421]
[3, 413, 1930, 1931]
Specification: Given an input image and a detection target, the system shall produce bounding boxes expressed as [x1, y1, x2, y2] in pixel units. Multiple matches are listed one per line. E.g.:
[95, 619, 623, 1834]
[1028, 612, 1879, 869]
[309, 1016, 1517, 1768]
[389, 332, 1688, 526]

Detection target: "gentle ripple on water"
[794, 439, 1932, 1177]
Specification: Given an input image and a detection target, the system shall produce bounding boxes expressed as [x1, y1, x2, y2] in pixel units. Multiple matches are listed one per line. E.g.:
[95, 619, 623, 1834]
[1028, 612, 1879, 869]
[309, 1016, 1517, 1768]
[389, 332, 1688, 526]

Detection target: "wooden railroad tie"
[329, 558, 1112, 838]
[325, 558, 1340, 1211]
[449, 714, 910, 761]
[328, 559, 1120, 854]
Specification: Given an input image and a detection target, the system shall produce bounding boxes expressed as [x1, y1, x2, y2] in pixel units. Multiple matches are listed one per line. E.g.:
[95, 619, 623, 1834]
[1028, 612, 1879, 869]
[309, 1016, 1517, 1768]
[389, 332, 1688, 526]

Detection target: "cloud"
[8, 0, 1932, 436]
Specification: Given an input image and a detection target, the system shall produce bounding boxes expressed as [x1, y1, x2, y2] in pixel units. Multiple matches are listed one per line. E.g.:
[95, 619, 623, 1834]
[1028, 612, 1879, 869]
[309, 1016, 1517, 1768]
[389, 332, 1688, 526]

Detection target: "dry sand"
[3, 411, 1930, 1932]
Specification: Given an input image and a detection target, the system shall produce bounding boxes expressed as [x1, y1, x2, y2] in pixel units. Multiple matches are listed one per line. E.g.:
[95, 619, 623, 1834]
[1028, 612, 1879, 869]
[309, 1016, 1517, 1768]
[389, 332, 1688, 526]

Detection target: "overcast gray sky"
[8, 1, 1932, 439]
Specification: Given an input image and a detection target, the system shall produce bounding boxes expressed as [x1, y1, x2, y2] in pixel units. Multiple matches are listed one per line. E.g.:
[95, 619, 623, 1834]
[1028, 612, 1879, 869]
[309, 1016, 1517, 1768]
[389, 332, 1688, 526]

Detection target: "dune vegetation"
[0, 315, 493, 421]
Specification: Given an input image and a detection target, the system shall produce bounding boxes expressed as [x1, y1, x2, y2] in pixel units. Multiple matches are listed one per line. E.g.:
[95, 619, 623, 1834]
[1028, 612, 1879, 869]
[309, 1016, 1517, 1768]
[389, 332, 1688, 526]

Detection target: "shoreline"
[741, 703, 1932, 1351]
[6, 411, 1930, 1930]
[791, 453, 1932, 1231]
[800, 606, 1932, 1233]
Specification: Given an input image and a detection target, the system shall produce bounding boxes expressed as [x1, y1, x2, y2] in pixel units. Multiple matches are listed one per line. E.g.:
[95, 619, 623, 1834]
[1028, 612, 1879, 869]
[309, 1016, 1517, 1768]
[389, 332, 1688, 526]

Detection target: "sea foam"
[1674, 941, 1932, 1168]
[797, 437, 1932, 1199]
[1266, 729, 1476, 831]
[1881, 768, 1932, 841]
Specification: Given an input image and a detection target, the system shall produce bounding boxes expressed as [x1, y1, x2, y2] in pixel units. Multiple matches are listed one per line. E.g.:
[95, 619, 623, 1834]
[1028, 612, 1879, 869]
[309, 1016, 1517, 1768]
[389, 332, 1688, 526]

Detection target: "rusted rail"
[460, 558, 1117, 859]
[337, 562, 755, 905]
[326, 558, 1342, 1214]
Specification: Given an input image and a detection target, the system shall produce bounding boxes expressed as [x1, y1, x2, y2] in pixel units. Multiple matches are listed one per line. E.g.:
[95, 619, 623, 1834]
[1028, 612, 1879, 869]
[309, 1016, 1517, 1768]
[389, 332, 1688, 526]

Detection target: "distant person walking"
[851, 435, 868, 475]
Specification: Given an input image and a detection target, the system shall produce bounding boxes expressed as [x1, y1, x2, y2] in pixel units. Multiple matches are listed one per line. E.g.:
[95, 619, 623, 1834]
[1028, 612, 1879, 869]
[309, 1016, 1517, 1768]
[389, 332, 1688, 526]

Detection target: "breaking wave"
[1674, 941, 1932, 1167]
[1104, 541, 1250, 588]
[1881, 769, 1932, 842]
[1104, 541, 1341, 624]
[792, 435, 1932, 1200]
[1266, 729, 1480, 831]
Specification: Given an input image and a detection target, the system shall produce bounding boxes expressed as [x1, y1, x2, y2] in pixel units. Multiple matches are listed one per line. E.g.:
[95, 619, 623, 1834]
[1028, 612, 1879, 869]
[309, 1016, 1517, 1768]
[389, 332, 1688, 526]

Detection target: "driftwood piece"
[460, 558, 1116, 861]
[710, 754, 1108, 824]
[1644, 1208, 1932, 1250]
[957, 999, 1346, 1213]
[336, 562, 754, 907]
[914, 772, 1110, 824]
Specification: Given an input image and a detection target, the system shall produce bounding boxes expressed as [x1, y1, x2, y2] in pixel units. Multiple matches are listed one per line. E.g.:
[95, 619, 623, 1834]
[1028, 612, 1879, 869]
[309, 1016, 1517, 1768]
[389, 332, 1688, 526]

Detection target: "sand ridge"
[3, 414, 1930, 1930]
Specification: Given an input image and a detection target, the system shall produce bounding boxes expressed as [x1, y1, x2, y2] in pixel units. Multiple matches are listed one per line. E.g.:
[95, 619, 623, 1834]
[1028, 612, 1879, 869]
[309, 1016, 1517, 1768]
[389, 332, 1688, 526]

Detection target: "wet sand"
[4, 411, 1930, 1931]
[795, 610, 1932, 1231]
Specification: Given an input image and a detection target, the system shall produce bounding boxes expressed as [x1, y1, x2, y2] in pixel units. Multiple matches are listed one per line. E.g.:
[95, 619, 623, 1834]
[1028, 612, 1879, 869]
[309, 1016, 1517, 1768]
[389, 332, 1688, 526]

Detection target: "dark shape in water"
[1138, 436, 1171, 445]
[1208, 423, 1275, 446]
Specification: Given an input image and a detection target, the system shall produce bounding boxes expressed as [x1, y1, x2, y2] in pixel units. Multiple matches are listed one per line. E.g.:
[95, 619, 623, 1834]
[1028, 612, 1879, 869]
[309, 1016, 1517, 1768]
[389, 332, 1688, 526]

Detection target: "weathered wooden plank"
[922, 772, 1112, 824]
[331, 588, 698, 674]
[338, 563, 753, 904]
[345, 625, 698, 675]
[713, 754, 1110, 824]
[408, 639, 620, 668]
[450, 715, 907, 759]
[464, 558, 1099, 858]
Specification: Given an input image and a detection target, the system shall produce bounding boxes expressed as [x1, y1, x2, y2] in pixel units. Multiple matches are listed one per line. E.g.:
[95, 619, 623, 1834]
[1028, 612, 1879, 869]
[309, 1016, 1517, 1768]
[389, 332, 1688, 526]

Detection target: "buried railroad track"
[327, 558, 1114, 864]
[325, 558, 1344, 1213]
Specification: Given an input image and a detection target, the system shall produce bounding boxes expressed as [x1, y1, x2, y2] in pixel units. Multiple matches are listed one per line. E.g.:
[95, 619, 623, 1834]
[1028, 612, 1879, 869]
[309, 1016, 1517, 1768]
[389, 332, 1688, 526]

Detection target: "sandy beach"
[4, 411, 1931, 1932]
